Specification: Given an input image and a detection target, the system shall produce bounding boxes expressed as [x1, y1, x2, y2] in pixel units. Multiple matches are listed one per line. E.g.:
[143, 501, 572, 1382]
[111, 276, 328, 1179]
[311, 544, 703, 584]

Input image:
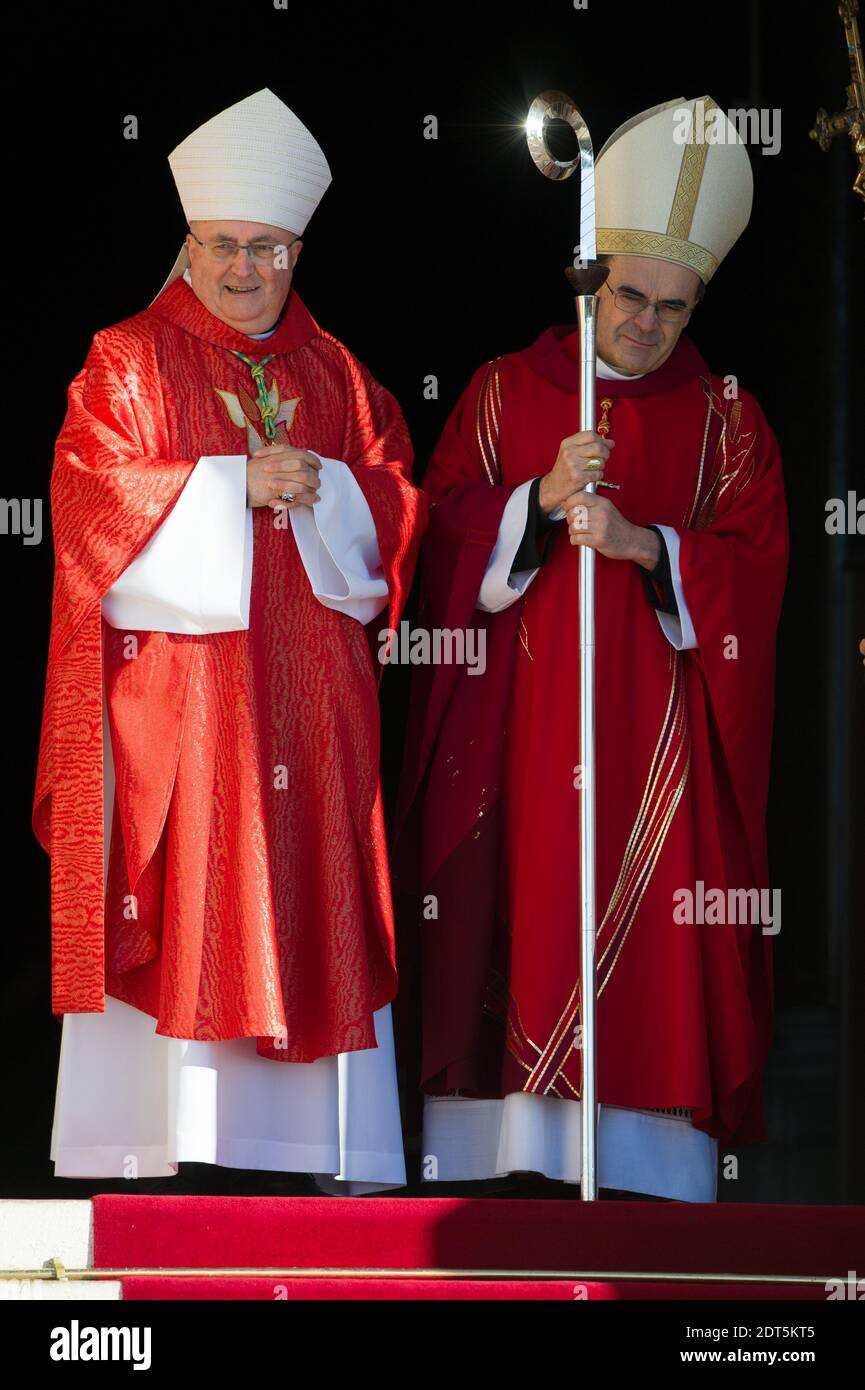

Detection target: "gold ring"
[585, 459, 604, 471]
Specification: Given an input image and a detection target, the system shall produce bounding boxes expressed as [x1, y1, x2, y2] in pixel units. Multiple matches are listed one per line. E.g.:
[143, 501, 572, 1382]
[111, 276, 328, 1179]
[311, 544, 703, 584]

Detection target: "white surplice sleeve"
[101, 452, 388, 635]
[101, 454, 252, 634]
[288, 454, 388, 626]
[650, 524, 699, 651]
[476, 479, 542, 613]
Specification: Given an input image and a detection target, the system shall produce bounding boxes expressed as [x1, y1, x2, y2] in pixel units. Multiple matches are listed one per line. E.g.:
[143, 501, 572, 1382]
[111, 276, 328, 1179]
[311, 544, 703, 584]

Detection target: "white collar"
[596, 354, 648, 380]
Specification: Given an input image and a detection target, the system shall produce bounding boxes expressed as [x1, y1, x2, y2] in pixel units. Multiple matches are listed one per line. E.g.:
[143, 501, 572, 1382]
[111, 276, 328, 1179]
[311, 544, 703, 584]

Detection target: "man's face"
[186, 220, 303, 334]
[595, 254, 702, 375]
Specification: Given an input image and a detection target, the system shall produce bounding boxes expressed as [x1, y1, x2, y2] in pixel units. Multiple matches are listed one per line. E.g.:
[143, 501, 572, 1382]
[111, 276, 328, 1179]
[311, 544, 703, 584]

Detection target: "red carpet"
[92, 1197, 864, 1299]
[120, 1277, 825, 1300]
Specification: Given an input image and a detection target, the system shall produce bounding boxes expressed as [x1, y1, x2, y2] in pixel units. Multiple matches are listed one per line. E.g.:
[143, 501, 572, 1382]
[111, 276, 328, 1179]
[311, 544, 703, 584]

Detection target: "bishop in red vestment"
[35, 89, 426, 1190]
[397, 97, 788, 1200]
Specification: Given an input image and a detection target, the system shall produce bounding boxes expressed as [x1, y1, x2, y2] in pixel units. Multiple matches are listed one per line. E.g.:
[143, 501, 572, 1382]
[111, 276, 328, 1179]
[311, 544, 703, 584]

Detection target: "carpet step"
[92, 1195, 865, 1284]
[119, 1275, 827, 1301]
[1, 1198, 861, 1302]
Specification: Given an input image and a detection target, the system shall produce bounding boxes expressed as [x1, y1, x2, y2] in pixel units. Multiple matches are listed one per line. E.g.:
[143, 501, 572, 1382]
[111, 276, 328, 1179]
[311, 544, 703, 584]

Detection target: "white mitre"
[595, 96, 753, 284]
[153, 88, 331, 302]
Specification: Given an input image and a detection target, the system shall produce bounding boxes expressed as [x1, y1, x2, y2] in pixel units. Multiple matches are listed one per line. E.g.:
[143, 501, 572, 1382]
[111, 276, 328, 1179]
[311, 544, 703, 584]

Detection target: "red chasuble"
[397, 328, 788, 1147]
[34, 277, 427, 1061]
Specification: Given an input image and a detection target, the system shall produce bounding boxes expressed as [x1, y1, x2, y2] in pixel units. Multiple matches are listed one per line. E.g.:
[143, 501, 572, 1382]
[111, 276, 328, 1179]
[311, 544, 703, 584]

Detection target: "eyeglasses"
[602, 281, 694, 324]
[188, 230, 301, 264]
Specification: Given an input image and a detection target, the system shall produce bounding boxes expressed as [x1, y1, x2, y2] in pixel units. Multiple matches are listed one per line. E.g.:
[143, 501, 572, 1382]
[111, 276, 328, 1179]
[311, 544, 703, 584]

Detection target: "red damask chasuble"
[397, 328, 788, 1147]
[34, 277, 427, 1061]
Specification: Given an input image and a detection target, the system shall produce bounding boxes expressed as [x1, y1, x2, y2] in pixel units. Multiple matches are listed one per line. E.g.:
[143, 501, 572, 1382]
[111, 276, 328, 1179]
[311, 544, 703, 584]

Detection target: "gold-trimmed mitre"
[595, 96, 754, 284]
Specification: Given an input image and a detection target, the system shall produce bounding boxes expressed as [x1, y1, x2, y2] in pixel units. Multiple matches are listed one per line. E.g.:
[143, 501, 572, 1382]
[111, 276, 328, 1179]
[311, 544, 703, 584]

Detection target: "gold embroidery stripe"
[596, 228, 718, 283]
[557, 1068, 580, 1099]
[475, 386, 496, 485]
[526, 979, 581, 1093]
[716, 435, 757, 504]
[733, 455, 757, 498]
[475, 358, 502, 486]
[510, 994, 543, 1055]
[484, 389, 498, 482]
[692, 383, 730, 526]
[503, 992, 544, 1079]
[526, 990, 580, 1094]
[597, 682, 688, 973]
[506, 1034, 536, 1076]
[598, 660, 682, 941]
[533, 998, 583, 1096]
[532, 664, 684, 1090]
[598, 759, 688, 991]
[596, 690, 688, 976]
[487, 365, 501, 440]
[539, 663, 690, 1096]
[474, 360, 499, 485]
[684, 381, 715, 528]
[549, 741, 690, 1098]
[696, 407, 757, 530]
[666, 99, 717, 241]
[598, 746, 691, 997]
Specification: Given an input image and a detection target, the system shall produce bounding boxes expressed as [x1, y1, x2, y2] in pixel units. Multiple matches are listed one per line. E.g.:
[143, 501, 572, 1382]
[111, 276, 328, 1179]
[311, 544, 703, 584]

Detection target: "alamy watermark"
[673, 881, 781, 935]
[1, 497, 42, 545]
[825, 491, 863, 535]
[378, 622, 487, 675]
[673, 104, 781, 156]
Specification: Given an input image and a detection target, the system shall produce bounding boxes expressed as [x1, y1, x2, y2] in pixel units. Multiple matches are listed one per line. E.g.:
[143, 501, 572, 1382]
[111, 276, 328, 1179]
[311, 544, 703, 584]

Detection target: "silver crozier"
[526, 91, 610, 1201]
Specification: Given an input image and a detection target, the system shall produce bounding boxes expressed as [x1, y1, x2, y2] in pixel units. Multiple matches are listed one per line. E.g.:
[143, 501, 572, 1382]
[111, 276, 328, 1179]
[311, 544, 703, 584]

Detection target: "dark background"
[1, 0, 862, 1201]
